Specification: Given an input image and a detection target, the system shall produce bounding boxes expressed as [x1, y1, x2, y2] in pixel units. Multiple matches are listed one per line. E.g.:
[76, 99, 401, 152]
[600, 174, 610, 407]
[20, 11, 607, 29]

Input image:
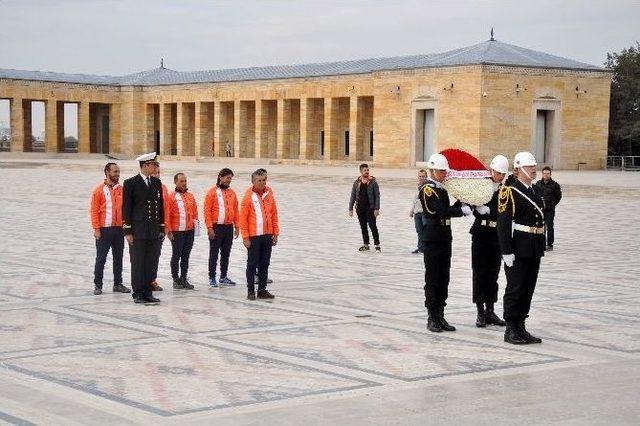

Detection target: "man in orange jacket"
[204, 168, 240, 288]
[90, 162, 131, 295]
[166, 172, 198, 290]
[239, 168, 279, 300]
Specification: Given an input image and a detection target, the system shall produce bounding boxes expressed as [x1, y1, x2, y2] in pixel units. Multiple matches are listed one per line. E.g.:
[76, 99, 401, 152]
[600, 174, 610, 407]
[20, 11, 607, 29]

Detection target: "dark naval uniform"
[497, 179, 546, 344]
[470, 183, 506, 327]
[123, 174, 165, 302]
[419, 178, 464, 332]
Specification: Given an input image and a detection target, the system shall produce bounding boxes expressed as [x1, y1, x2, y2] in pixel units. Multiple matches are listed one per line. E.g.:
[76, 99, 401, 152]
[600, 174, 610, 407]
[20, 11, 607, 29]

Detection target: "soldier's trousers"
[423, 241, 451, 311]
[471, 234, 501, 304]
[503, 256, 541, 322]
[130, 237, 160, 299]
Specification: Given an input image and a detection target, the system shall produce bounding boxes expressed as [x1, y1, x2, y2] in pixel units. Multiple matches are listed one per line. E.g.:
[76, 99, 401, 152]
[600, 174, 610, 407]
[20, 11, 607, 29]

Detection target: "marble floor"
[0, 156, 639, 425]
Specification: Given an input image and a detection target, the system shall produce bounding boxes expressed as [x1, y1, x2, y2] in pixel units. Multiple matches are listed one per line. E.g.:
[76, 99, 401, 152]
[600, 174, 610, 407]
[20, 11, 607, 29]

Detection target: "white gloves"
[475, 205, 490, 215]
[461, 205, 472, 216]
[503, 254, 515, 268]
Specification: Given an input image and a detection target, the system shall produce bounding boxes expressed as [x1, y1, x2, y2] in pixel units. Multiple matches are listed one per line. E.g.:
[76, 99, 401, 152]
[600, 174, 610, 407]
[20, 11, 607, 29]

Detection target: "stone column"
[323, 97, 333, 160]
[214, 102, 223, 157]
[349, 96, 359, 162]
[159, 104, 170, 155]
[45, 100, 60, 153]
[194, 102, 203, 156]
[9, 98, 24, 152]
[78, 102, 90, 153]
[299, 99, 308, 160]
[255, 100, 263, 159]
[109, 103, 121, 154]
[234, 100, 241, 158]
[276, 99, 285, 158]
[176, 103, 184, 156]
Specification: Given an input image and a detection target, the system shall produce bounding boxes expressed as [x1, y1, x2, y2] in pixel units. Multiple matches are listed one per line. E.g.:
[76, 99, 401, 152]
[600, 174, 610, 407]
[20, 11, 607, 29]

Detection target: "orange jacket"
[90, 181, 123, 229]
[166, 190, 199, 232]
[239, 185, 280, 238]
[204, 185, 239, 229]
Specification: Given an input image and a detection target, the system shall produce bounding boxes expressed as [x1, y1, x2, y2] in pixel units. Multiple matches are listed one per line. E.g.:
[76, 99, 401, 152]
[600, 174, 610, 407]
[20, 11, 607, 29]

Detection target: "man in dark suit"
[497, 151, 546, 344]
[535, 166, 562, 251]
[123, 152, 164, 304]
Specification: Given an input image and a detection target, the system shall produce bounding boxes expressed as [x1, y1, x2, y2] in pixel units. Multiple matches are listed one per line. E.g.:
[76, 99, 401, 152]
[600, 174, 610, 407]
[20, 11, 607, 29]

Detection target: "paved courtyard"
[0, 156, 639, 425]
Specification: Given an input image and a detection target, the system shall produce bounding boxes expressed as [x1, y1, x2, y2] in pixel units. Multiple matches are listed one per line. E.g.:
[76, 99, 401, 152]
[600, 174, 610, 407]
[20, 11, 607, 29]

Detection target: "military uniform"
[419, 178, 465, 331]
[469, 183, 506, 326]
[123, 173, 165, 302]
[497, 179, 545, 343]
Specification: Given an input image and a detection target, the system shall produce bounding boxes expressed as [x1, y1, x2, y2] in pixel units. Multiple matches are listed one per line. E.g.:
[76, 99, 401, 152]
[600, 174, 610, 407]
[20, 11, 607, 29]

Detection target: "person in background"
[535, 166, 562, 251]
[409, 169, 428, 254]
[348, 163, 381, 252]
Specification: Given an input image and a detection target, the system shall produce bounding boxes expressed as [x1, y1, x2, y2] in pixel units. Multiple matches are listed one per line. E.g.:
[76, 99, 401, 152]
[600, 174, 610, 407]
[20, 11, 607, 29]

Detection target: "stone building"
[0, 37, 611, 169]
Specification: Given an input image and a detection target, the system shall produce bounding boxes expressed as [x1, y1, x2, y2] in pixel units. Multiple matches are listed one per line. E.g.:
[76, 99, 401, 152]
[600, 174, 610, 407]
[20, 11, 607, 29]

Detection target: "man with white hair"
[469, 155, 509, 328]
[419, 153, 472, 333]
[497, 152, 546, 344]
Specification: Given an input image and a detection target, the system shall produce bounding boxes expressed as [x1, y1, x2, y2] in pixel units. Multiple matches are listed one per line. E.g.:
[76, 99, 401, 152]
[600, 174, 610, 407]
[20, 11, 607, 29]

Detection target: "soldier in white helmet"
[497, 152, 546, 344]
[469, 155, 509, 328]
[419, 153, 473, 333]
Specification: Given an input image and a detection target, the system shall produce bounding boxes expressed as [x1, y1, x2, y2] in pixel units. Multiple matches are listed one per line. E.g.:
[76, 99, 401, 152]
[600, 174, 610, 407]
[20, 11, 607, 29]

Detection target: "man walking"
[469, 155, 509, 328]
[239, 169, 280, 300]
[535, 166, 562, 251]
[420, 154, 472, 333]
[122, 153, 164, 305]
[348, 163, 381, 252]
[409, 169, 428, 254]
[204, 168, 239, 288]
[166, 173, 198, 290]
[497, 152, 546, 344]
[90, 162, 130, 295]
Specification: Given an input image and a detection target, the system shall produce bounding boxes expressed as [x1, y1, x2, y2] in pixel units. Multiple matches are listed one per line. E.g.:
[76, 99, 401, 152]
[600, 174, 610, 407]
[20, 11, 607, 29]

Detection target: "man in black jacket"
[420, 154, 472, 333]
[497, 152, 546, 344]
[535, 166, 562, 251]
[123, 152, 164, 305]
[348, 163, 381, 252]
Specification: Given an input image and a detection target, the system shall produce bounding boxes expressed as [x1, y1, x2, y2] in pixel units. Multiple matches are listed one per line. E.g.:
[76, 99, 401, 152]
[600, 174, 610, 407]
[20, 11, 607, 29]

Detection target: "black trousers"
[130, 237, 161, 299]
[93, 226, 124, 287]
[246, 234, 273, 293]
[414, 213, 425, 250]
[152, 237, 164, 281]
[170, 230, 195, 279]
[356, 208, 380, 246]
[503, 256, 541, 322]
[471, 234, 501, 304]
[208, 224, 234, 279]
[423, 241, 451, 311]
[544, 210, 555, 247]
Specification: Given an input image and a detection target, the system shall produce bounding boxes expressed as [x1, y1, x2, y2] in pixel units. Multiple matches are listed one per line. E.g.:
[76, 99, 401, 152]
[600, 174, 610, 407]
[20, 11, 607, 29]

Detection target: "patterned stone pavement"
[0, 157, 639, 425]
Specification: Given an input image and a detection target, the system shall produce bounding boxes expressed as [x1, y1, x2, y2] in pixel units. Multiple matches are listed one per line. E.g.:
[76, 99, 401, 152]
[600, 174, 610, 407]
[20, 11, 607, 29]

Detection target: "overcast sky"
[1, 0, 639, 135]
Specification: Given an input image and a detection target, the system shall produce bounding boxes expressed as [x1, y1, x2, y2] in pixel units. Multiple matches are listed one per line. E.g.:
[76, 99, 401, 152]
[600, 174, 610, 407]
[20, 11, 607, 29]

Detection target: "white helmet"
[513, 151, 537, 168]
[489, 154, 509, 174]
[427, 153, 449, 171]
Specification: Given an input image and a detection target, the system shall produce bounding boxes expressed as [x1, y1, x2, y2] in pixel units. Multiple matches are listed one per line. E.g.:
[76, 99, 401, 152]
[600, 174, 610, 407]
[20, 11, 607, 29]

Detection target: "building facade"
[0, 39, 612, 169]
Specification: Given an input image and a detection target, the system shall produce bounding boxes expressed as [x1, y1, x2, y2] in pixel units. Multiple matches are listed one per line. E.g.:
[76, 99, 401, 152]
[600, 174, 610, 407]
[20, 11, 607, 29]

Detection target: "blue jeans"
[93, 226, 124, 287]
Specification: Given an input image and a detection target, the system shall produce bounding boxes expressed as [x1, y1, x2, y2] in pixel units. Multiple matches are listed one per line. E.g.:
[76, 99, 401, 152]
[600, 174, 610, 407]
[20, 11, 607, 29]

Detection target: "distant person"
[166, 173, 198, 290]
[204, 168, 240, 288]
[348, 163, 381, 252]
[535, 166, 562, 251]
[409, 169, 428, 253]
[90, 162, 130, 295]
[225, 142, 232, 157]
[239, 169, 280, 300]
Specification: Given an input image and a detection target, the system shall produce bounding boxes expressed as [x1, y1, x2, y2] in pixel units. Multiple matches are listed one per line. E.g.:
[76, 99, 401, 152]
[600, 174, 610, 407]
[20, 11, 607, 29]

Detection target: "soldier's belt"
[480, 220, 497, 227]
[424, 219, 451, 226]
[513, 223, 545, 234]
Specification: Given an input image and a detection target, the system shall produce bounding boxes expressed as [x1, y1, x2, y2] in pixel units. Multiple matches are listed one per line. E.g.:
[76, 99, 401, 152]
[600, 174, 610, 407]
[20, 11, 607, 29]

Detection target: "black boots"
[426, 307, 456, 333]
[476, 303, 486, 328]
[438, 307, 456, 331]
[485, 303, 506, 326]
[427, 313, 442, 333]
[504, 320, 542, 344]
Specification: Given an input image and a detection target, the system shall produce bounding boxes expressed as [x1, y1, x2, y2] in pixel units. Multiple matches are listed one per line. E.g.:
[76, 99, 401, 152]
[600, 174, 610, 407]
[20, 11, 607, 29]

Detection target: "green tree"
[606, 42, 640, 156]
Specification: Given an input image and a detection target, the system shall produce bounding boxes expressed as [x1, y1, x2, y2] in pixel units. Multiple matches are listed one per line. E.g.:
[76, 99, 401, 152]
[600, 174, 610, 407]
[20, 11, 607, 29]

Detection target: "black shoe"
[173, 278, 185, 289]
[438, 307, 456, 331]
[427, 316, 442, 333]
[358, 245, 370, 252]
[546, 245, 553, 251]
[181, 277, 195, 290]
[144, 296, 161, 304]
[93, 287, 103, 295]
[375, 246, 381, 252]
[518, 320, 542, 343]
[247, 293, 256, 301]
[485, 310, 506, 327]
[113, 284, 131, 293]
[257, 290, 275, 299]
[504, 323, 527, 344]
[133, 296, 145, 304]
[411, 248, 420, 254]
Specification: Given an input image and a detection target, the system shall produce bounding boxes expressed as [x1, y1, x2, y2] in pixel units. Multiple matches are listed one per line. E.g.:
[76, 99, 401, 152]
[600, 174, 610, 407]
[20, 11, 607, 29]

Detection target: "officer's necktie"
[146, 176, 150, 186]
